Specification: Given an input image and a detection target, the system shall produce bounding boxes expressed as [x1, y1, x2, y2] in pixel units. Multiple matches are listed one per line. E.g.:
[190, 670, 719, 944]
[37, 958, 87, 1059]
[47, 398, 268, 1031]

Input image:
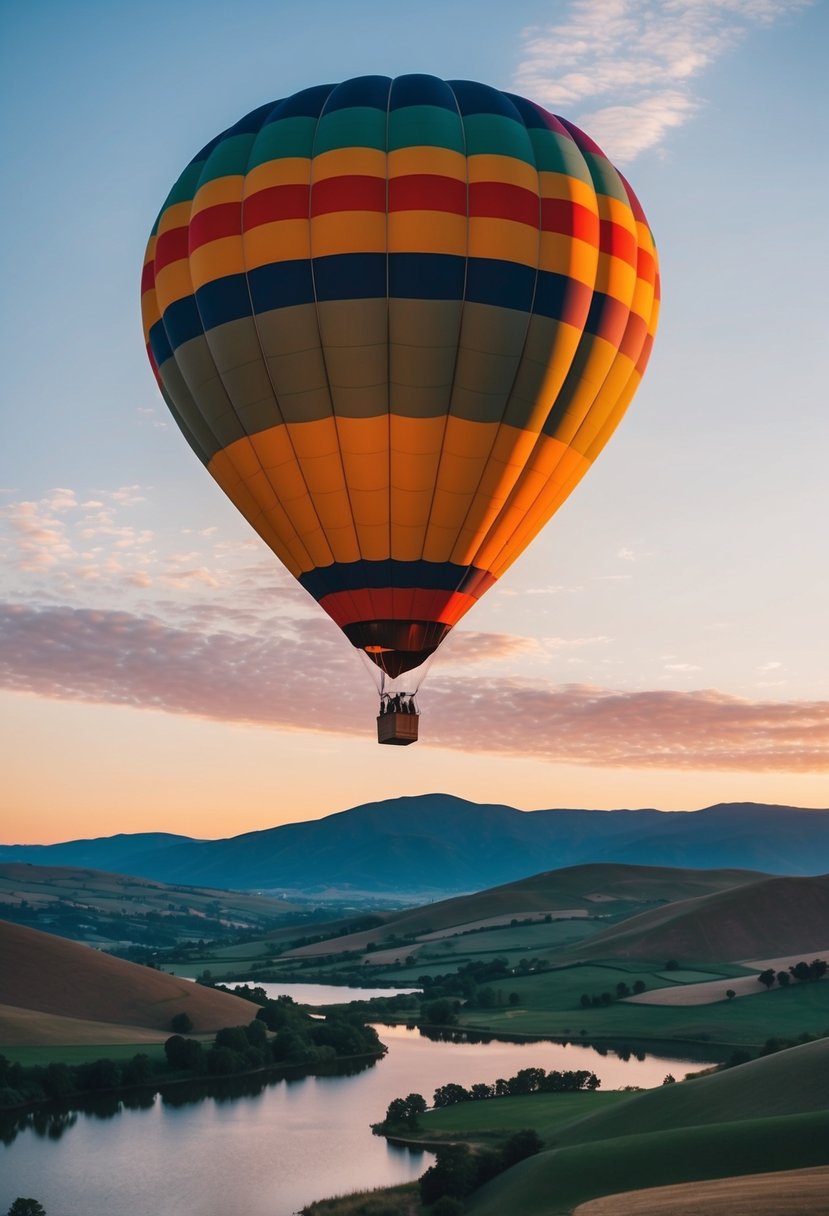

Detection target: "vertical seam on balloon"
[156, 138, 312, 575]
[479, 125, 641, 582]
[466, 112, 605, 579]
[143, 227, 209, 465]
[443, 91, 544, 582]
[307, 83, 384, 632]
[415, 80, 470, 569]
[188, 114, 316, 577]
[564, 171, 653, 467]
[238, 94, 361, 614]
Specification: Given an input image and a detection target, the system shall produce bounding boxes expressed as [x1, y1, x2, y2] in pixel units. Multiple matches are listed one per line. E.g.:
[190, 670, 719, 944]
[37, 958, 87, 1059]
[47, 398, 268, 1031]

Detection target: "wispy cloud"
[514, 0, 811, 161]
[2, 603, 826, 772]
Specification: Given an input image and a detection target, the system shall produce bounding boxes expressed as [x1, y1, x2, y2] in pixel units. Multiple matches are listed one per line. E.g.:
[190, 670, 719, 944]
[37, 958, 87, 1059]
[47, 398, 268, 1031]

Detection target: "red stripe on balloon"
[388, 174, 466, 214]
[599, 219, 637, 267]
[140, 260, 155, 294]
[541, 198, 598, 243]
[318, 587, 481, 629]
[153, 226, 190, 273]
[189, 202, 241, 252]
[311, 175, 386, 216]
[244, 184, 310, 228]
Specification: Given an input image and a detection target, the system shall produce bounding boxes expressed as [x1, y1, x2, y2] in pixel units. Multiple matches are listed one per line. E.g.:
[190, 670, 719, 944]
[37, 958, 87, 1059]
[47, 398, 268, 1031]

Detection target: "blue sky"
[2, 0, 827, 840]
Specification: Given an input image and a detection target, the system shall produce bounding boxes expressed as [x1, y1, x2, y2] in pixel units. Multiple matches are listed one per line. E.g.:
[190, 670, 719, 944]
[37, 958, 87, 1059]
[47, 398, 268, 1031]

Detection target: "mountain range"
[3, 795, 829, 897]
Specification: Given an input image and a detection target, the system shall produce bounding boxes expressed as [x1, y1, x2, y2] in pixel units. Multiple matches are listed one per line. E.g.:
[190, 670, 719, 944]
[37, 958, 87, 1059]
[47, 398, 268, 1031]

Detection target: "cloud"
[2, 602, 827, 772]
[514, 0, 812, 161]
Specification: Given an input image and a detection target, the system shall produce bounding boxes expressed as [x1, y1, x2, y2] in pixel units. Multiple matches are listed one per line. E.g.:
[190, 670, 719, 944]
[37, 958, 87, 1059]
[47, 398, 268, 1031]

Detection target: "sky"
[1, 0, 828, 843]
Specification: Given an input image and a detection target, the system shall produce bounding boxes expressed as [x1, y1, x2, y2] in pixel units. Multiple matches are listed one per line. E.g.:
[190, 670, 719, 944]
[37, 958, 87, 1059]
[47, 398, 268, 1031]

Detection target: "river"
[1, 985, 717, 1216]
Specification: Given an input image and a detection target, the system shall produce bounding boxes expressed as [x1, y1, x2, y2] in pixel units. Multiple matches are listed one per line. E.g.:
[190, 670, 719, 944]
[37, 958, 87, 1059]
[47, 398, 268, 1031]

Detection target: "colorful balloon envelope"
[142, 74, 659, 694]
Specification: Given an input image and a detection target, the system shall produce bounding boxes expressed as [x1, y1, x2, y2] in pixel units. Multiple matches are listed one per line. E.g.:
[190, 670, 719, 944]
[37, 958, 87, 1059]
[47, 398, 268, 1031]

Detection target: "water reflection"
[0, 1056, 379, 1147]
[1, 1003, 719, 1216]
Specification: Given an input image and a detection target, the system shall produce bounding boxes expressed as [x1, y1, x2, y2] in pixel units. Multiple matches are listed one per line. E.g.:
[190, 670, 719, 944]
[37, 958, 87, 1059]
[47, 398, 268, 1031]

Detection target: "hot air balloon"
[141, 75, 659, 745]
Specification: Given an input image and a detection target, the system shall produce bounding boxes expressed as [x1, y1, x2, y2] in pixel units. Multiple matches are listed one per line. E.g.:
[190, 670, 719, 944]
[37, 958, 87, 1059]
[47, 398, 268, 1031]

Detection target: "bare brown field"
[0, 921, 254, 1037]
[0, 1003, 171, 1046]
[579, 875, 829, 962]
[572, 1165, 829, 1215]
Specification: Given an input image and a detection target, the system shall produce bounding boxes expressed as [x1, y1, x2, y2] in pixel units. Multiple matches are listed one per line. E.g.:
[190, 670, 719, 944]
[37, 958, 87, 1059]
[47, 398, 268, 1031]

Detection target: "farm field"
[572, 1166, 829, 1216]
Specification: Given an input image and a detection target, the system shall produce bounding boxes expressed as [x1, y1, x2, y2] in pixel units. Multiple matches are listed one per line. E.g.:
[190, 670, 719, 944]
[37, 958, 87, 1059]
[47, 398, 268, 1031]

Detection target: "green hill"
[467, 1111, 829, 1216]
[284, 863, 763, 958]
[579, 874, 829, 961]
[557, 1036, 829, 1145]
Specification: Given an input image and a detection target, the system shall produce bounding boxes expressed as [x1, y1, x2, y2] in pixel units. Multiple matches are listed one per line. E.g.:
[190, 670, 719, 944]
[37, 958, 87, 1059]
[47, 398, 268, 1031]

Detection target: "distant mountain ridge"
[2, 795, 828, 896]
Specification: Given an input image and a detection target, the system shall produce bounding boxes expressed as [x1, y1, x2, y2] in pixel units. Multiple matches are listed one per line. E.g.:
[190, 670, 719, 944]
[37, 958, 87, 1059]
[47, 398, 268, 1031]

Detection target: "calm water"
[230, 981, 421, 1004]
[1, 988, 715, 1216]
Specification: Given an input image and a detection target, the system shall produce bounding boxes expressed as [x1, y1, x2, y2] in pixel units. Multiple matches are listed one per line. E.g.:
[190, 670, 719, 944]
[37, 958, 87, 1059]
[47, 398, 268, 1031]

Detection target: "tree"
[508, 992, 521, 1006]
[777, 970, 791, 987]
[662, 1074, 676, 1085]
[726, 989, 736, 1001]
[790, 962, 811, 983]
[632, 979, 647, 994]
[404, 1092, 427, 1127]
[757, 969, 776, 990]
[580, 993, 591, 1008]
[164, 1035, 204, 1072]
[500, 1128, 543, 1168]
[7, 1201, 46, 1216]
[616, 982, 631, 999]
[169, 1011, 194, 1034]
[419, 1144, 477, 1203]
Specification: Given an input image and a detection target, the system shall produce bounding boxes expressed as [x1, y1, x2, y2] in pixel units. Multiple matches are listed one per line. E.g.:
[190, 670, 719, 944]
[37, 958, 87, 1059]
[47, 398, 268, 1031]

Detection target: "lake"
[1, 985, 716, 1216]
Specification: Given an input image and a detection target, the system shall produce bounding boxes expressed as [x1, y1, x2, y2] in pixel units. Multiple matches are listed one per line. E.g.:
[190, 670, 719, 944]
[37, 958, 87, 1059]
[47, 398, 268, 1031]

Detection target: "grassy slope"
[466, 1111, 829, 1215]
[458, 967, 829, 1046]
[283, 865, 763, 958]
[415, 1092, 630, 1143]
[556, 1036, 829, 1144]
[578, 874, 829, 962]
[0, 920, 255, 1039]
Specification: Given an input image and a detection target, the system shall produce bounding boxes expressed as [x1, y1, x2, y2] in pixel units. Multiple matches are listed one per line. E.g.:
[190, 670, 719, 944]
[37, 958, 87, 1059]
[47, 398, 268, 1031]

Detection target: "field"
[0, 920, 255, 1042]
[457, 965, 829, 1047]
[572, 1166, 829, 1215]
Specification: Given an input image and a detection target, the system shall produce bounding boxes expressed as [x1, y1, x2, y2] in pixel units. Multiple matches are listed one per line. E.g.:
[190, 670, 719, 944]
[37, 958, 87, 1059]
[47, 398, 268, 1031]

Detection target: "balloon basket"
[377, 712, 419, 746]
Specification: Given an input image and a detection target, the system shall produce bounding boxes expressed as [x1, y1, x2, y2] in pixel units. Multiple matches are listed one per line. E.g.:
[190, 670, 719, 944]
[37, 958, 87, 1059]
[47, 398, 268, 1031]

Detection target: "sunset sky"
[2, 0, 827, 843]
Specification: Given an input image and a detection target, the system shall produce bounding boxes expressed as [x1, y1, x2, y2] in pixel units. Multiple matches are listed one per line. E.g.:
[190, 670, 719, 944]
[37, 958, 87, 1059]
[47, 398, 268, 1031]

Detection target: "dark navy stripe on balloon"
[264, 85, 334, 122]
[160, 257, 598, 351]
[466, 258, 536, 311]
[196, 275, 252, 331]
[390, 74, 457, 110]
[148, 318, 172, 367]
[322, 75, 392, 111]
[161, 294, 203, 350]
[249, 259, 316, 312]
[313, 253, 386, 300]
[299, 559, 494, 599]
[389, 253, 465, 299]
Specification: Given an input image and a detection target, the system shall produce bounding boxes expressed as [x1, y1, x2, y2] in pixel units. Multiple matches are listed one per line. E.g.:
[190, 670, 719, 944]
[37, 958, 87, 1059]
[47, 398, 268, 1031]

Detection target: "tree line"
[0, 995, 381, 1111]
[757, 958, 827, 990]
[378, 1066, 600, 1132]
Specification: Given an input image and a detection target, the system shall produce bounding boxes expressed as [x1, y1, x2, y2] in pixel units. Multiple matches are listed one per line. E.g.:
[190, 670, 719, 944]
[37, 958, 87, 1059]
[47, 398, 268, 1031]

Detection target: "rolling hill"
[281, 862, 766, 957]
[0, 920, 255, 1041]
[2, 795, 828, 895]
[578, 874, 829, 961]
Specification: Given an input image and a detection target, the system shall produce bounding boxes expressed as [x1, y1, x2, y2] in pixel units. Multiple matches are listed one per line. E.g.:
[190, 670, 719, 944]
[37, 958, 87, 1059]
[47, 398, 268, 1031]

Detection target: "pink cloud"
[1, 603, 828, 772]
